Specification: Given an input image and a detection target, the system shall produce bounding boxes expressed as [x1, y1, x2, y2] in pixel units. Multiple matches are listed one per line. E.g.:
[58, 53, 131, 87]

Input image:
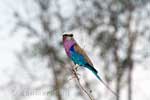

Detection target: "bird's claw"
[75, 66, 79, 71]
[74, 64, 79, 71]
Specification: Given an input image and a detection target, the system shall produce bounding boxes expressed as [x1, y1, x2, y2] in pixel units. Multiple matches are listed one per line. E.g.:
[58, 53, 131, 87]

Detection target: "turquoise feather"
[70, 44, 98, 75]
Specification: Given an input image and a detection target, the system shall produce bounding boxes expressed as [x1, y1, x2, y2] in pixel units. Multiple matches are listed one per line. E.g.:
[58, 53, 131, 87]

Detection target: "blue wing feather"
[70, 45, 86, 66]
[70, 44, 98, 75]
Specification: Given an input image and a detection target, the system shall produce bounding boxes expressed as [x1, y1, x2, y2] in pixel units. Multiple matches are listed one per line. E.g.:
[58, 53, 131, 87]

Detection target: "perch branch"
[71, 65, 94, 100]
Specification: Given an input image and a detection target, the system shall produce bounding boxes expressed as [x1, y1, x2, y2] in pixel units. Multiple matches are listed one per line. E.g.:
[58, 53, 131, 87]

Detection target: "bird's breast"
[63, 41, 75, 57]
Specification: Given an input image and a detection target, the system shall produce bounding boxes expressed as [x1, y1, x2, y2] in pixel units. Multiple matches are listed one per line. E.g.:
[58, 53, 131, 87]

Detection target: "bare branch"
[71, 64, 94, 100]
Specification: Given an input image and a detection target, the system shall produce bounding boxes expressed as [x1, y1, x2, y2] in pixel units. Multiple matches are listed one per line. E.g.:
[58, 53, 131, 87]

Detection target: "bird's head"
[63, 33, 74, 41]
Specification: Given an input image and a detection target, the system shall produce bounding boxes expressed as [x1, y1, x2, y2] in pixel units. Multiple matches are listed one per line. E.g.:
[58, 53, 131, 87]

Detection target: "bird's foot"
[74, 65, 79, 71]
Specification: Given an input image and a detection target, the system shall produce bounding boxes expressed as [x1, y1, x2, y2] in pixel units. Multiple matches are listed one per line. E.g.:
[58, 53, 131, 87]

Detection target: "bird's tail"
[95, 74, 117, 96]
[85, 63, 117, 96]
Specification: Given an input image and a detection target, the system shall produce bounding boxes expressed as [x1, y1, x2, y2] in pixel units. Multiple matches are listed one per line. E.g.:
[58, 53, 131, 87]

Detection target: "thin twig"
[72, 65, 94, 100]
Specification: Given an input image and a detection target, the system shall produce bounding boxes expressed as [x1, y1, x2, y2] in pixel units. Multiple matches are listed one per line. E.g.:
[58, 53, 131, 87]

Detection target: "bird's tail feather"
[96, 74, 117, 97]
[85, 63, 117, 96]
[85, 63, 98, 76]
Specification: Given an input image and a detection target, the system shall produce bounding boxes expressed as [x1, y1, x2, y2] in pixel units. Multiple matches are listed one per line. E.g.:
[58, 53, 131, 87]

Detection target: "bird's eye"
[70, 34, 73, 37]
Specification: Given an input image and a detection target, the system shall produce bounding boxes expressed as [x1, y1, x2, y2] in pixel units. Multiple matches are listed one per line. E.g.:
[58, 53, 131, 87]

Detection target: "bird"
[62, 33, 117, 96]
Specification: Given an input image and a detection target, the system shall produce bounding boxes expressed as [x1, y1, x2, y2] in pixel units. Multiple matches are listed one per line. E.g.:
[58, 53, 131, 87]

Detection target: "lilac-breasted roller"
[63, 33, 117, 96]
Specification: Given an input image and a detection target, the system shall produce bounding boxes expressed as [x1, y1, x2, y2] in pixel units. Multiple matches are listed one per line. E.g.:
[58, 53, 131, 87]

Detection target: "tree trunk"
[116, 73, 121, 100]
[50, 55, 62, 100]
[128, 65, 133, 100]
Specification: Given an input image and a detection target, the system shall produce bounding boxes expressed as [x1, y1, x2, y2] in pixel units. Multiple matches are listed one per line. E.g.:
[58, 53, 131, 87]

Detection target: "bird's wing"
[73, 43, 94, 66]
